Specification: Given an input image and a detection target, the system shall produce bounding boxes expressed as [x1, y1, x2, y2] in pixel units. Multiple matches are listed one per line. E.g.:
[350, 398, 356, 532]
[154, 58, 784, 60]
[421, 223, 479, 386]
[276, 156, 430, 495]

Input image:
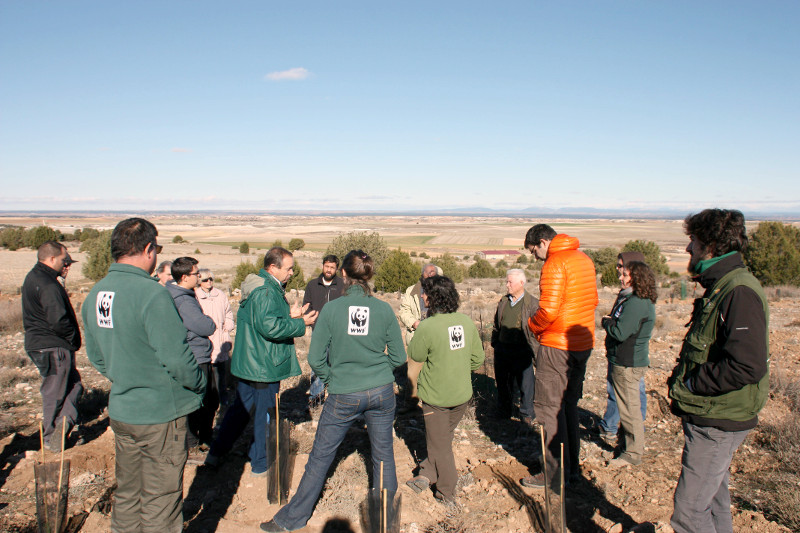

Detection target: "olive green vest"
[668, 267, 769, 421]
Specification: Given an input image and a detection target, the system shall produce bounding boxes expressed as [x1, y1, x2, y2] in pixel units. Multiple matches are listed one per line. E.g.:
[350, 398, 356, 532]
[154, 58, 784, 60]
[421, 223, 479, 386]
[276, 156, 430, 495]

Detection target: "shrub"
[288, 238, 305, 251]
[463, 255, 470, 260]
[172, 235, 186, 243]
[410, 251, 417, 257]
[433, 252, 465, 283]
[585, 246, 619, 275]
[374, 249, 419, 293]
[78, 227, 100, 242]
[25, 226, 61, 249]
[0, 226, 26, 250]
[82, 230, 113, 281]
[194, 248, 201, 254]
[271, 239, 283, 248]
[496, 259, 508, 268]
[285, 261, 305, 291]
[468, 259, 497, 279]
[600, 263, 619, 287]
[621, 240, 669, 276]
[239, 242, 250, 254]
[325, 231, 389, 269]
[515, 254, 528, 264]
[232, 261, 260, 290]
[419, 252, 430, 259]
[745, 221, 800, 286]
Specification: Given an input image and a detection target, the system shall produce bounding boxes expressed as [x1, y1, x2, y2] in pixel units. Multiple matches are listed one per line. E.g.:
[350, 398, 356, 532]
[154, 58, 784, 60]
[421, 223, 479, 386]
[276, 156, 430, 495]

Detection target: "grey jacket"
[166, 282, 216, 363]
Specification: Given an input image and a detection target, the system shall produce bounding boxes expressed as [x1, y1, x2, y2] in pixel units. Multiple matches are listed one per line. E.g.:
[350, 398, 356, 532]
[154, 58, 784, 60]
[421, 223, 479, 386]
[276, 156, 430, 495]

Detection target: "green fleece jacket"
[82, 263, 205, 425]
[231, 269, 306, 383]
[409, 312, 485, 408]
[603, 292, 654, 368]
[308, 285, 406, 394]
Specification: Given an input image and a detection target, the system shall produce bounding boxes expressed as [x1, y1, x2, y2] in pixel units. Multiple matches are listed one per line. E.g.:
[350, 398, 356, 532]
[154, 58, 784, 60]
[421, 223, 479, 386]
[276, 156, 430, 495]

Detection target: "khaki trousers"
[609, 365, 647, 463]
[110, 417, 188, 533]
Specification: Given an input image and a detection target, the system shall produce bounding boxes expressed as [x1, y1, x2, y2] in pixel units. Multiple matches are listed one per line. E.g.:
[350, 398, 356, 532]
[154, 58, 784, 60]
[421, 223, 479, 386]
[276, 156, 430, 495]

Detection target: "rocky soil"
[0, 286, 797, 532]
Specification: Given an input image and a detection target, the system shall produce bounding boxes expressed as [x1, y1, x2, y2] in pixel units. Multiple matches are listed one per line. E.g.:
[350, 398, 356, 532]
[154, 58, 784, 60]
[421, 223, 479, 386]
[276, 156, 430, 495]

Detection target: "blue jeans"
[208, 380, 279, 474]
[272, 383, 396, 531]
[671, 422, 750, 533]
[600, 362, 646, 434]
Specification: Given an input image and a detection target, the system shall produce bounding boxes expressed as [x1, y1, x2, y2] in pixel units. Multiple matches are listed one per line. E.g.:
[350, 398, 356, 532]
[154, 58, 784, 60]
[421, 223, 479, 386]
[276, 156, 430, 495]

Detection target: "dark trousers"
[493, 344, 534, 419]
[419, 400, 469, 501]
[110, 417, 188, 533]
[187, 362, 218, 447]
[28, 347, 83, 444]
[533, 345, 591, 481]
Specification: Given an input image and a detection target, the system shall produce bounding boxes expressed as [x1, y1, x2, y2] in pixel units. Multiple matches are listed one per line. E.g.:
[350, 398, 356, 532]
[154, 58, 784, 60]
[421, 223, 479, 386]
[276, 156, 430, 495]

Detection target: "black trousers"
[494, 344, 535, 419]
[187, 362, 219, 447]
[28, 347, 83, 444]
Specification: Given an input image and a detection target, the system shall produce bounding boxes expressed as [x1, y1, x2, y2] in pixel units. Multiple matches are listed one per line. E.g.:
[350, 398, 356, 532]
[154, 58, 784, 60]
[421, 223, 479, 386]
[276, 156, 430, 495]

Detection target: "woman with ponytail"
[262, 250, 406, 532]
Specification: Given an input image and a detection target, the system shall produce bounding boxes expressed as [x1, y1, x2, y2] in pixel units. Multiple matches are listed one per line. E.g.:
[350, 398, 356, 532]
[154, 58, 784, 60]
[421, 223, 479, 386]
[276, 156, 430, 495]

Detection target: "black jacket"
[303, 274, 344, 329]
[22, 262, 81, 352]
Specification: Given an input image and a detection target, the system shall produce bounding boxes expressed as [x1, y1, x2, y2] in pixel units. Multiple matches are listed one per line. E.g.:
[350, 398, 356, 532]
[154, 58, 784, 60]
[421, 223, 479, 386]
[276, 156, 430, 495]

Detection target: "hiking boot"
[608, 453, 641, 468]
[405, 475, 431, 494]
[520, 473, 561, 495]
[260, 520, 289, 532]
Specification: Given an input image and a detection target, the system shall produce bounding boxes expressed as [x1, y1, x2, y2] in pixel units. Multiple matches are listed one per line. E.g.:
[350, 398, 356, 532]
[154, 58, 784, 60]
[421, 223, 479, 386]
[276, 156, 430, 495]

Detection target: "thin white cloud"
[265, 67, 311, 81]
[171, 148, 192, 153]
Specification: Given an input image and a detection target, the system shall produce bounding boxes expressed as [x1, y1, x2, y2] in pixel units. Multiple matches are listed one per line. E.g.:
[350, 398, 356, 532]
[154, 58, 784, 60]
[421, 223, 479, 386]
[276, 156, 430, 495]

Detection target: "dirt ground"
[0, 215, 795, 532]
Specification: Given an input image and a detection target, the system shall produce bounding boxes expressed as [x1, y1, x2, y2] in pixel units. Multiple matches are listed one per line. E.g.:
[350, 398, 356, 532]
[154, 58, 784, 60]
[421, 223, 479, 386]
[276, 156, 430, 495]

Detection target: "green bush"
[325, 231, 389, 269]
[288, 238, 305, 252]
[433, 252, 465, 283]
[0, 227, 26, 250]
[285, 261, 305, 291]
[232, 261, 260, 290]
[25, 226, 61, 249]
[585, 246, 619, 275]
[621, 240, 669, 276]
[172, 235, 186, 244]
[419, 252, 430, 259]
[374, 249, 419, 293]
[745, 221, 800, 286]
[239, 242, 250, 254]
[78, 228, 100, 242]
[82, 231, 113, 281]
[271, 239, 283, 248]
[410, 251, 417, 257]
[515, 254, 528, 264]
[194, 248, 201, 254]
[468, 259, 497, 279]
[496, 259, 508, 268]
[600, 263, 619, 287]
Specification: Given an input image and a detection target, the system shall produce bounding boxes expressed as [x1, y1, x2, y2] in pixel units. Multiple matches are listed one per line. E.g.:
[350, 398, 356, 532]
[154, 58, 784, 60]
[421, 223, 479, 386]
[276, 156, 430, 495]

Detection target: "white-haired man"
[491, 269, 539, 425]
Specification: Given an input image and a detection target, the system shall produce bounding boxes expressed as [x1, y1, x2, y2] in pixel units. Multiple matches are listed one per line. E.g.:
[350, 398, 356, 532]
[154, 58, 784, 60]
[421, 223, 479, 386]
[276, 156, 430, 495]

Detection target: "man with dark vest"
[490, 268, 539, 425]
[21, 241, 83, 452]
[668, 209, 769, 533]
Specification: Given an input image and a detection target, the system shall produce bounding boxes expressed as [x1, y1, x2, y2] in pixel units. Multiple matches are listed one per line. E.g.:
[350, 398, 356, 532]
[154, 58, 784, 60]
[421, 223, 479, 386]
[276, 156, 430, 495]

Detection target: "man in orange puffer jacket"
[520, 224, 598, 493]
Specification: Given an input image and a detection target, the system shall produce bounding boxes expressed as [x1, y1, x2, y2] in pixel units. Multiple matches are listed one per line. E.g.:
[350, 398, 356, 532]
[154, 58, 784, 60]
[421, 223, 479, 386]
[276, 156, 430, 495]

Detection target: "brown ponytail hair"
[342, 249, 374, 296]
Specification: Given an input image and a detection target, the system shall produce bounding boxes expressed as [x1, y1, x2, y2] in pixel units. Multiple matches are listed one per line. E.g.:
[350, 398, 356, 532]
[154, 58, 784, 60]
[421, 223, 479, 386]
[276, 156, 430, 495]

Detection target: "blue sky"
[1, 1, 798, 213]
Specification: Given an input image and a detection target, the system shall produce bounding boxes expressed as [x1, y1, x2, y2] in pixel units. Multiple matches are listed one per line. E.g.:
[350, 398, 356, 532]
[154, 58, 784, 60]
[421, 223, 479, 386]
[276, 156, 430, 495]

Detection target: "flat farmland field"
[1, 214, 691, 293]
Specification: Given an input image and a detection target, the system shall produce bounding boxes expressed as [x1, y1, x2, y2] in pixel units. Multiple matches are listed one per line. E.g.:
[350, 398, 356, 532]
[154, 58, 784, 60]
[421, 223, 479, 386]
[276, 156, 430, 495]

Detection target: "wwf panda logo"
[448, 325, 465, 350]
[348, 306, 369, 336]
[96, 291, 115, 328]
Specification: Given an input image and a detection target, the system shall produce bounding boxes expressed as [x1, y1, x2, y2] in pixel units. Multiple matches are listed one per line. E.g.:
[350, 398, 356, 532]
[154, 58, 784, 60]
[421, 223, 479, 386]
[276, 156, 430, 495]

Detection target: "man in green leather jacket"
[206, 247, 317, 476]
[669, 209, 769, 533]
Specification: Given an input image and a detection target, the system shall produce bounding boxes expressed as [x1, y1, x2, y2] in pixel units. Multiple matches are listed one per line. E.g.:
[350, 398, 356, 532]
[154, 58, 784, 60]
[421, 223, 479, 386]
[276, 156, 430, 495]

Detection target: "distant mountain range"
[1, 206, 799, 220]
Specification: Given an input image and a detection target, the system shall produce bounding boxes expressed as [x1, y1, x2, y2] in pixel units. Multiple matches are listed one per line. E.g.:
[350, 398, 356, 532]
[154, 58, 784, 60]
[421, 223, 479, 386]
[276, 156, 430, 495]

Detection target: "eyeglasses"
[200, 277, 213, 282]
[151, 242, 163, 254]
[189, 271, 200, 277]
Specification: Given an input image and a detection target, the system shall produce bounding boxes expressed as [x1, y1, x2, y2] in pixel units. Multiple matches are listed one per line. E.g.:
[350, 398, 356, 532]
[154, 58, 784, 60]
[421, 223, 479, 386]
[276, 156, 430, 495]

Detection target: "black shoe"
[260, 519, 289, 532]
[520, 473, 561, 495]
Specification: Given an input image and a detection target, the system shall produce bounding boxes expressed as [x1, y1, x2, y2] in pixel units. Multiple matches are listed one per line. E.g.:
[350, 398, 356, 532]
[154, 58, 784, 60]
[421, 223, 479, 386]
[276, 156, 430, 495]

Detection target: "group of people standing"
[19, 208, 769, 533]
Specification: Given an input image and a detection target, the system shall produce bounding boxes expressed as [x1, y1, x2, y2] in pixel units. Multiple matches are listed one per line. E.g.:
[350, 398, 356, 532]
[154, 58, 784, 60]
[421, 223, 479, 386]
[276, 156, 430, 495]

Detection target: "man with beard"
[669, 209, 769, 533]
[302, 255, 344, 406]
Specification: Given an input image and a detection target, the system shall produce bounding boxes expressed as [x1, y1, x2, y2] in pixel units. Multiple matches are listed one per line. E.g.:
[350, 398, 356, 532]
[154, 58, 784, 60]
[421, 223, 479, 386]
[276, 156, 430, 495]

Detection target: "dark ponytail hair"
[342, 249, 374, 296]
